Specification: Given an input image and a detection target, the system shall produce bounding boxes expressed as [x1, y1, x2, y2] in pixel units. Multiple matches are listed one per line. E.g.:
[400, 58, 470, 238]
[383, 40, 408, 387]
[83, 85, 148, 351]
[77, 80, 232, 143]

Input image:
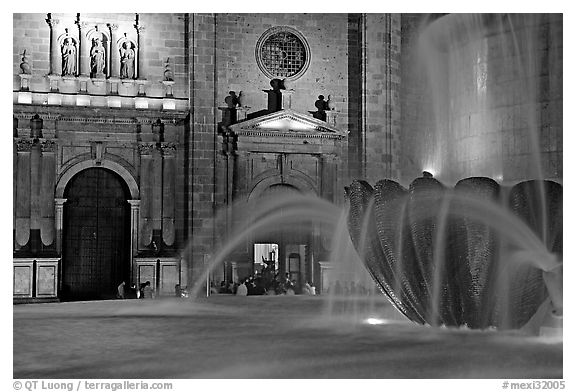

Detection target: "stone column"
[54, 198, 67, 254]
[135, 25, 146, 79]
[108, 24, 120, 78]
[76, 20, 90, 77]
[231, 262, 238, 284]
[161, 144, 176, 247]
[46, 17, 61, 76]
[128, 199, 141, 284]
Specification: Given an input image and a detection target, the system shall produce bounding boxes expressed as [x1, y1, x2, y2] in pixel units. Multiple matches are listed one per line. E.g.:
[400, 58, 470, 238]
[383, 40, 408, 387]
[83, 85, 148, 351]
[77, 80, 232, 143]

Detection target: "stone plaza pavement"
[13, 295, 562, 379]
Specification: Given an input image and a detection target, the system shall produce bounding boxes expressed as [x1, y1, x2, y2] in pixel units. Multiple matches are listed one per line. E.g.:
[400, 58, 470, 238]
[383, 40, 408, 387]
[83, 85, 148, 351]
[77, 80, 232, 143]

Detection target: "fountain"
[346, 175, 562, 334]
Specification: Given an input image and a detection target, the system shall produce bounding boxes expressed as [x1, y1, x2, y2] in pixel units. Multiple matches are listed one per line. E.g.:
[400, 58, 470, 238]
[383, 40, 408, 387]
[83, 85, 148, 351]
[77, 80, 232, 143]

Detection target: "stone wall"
[364, 14, 402, 184]
[399, 14, 562, 185]
[399, 14, 431, 185]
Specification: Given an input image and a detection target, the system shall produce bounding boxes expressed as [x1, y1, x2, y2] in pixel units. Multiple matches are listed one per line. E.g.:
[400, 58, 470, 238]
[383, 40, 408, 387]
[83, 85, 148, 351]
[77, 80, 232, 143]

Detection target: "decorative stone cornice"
[235, 129, 346, 140]
[13, 111, 184, 126]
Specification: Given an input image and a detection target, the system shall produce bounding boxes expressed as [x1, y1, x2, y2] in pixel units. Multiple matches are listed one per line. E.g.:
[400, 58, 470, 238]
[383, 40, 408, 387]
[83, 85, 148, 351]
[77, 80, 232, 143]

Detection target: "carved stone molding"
[45, 17, 60, 28]
[15, 139, 33, 152]
[13, 110, 186, 125]
[138, 142, 157, 155]
[41, 139, 57, 152]
[160, 142, 177, 156]
[78, 21, 91, 30]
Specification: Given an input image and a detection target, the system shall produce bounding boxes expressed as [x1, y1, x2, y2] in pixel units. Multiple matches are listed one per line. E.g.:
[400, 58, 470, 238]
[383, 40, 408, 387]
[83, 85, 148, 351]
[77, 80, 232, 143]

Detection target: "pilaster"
[54, 198, 67, 254]
[46, 16, 61, 76]
[135, 24, 147, 80]
[128, 199, 141, 284]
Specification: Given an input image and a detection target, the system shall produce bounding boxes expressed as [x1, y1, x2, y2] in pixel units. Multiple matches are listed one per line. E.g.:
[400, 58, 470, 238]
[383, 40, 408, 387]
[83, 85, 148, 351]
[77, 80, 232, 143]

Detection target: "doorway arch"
[61, 167, 131, 300]
[249, 183, 312, 291]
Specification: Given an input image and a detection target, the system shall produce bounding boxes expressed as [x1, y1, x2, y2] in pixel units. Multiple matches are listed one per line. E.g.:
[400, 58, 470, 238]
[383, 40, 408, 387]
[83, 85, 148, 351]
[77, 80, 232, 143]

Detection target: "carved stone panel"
[13, 262, 33, 296]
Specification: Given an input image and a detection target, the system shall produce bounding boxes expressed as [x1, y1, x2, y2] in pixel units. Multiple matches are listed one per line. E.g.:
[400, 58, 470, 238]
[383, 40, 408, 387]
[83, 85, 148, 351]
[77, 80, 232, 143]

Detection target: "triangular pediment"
[229, 109, 346, 138]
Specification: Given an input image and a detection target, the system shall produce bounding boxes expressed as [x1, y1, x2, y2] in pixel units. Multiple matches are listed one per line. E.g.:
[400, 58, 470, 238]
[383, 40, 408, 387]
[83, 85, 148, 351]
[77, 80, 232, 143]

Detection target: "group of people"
[117, 278, 372, 299]
[215, 269, 317, 297]
[116, 281, 154, 299]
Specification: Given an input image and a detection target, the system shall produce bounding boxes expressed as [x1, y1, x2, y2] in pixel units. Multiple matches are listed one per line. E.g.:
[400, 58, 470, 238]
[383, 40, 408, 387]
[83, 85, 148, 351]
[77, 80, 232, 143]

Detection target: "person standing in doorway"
[141, 281, 154, 299]
[117, 281, 126, 299]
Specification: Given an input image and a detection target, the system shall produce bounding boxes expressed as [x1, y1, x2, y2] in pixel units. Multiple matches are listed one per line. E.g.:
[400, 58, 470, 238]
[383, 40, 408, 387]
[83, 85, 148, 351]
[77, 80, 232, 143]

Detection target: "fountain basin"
[346, 176, 562, 330]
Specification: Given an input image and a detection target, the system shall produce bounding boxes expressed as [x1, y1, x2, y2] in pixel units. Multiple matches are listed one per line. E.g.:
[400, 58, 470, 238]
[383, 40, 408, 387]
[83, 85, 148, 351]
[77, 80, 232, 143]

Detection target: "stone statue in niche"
[120, 41, 135, 79]
[90, 38, 106, 77]
[164, 57, 174, 81]
[61, 38, 77, 76]
[20, 50, 31, 74]
[313, 95, 330, 121]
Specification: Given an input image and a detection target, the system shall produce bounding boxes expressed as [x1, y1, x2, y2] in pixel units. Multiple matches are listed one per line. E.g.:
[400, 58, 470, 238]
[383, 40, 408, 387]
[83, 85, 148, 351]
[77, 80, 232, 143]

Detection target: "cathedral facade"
[12, 13, 562, 300]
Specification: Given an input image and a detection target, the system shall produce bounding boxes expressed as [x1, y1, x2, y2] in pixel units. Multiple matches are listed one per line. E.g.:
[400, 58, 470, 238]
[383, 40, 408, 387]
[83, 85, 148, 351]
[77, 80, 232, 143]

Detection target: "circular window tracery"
[256, 26, 310, 81]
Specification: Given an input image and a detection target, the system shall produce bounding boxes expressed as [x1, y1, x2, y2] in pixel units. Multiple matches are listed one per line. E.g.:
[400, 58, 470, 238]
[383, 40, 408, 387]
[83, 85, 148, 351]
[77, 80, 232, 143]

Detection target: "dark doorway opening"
[62, 168, 130, 300]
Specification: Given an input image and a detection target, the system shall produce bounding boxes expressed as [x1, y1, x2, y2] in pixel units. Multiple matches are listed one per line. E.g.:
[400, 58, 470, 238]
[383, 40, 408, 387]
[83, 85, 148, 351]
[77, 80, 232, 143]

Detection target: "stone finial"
[270, 78, 284, 92]
[313, 95, 329, 121]
[224, 91, 241, 108]
[20, 50, 31, 74]
[282, 78, 294, 91]
[326, 94, 334, 110]
[163, 57, 174, 81]
[237, 91, 244, 107]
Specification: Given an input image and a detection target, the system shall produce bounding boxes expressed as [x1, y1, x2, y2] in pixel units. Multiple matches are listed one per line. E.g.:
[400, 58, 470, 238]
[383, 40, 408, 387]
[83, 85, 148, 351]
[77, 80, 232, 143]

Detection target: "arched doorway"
[62, 168, 130, 300]
[251, 184, 312, 291]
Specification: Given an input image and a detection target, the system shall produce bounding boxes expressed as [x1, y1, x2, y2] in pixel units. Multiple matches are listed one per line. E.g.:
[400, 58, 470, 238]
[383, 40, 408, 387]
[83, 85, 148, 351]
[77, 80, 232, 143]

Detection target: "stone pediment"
[229, 109, 347, 139]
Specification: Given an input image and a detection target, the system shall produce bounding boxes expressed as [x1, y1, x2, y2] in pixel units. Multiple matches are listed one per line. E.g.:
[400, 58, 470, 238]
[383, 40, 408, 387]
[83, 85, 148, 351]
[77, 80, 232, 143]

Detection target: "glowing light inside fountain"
[364, 317, 388, 325]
